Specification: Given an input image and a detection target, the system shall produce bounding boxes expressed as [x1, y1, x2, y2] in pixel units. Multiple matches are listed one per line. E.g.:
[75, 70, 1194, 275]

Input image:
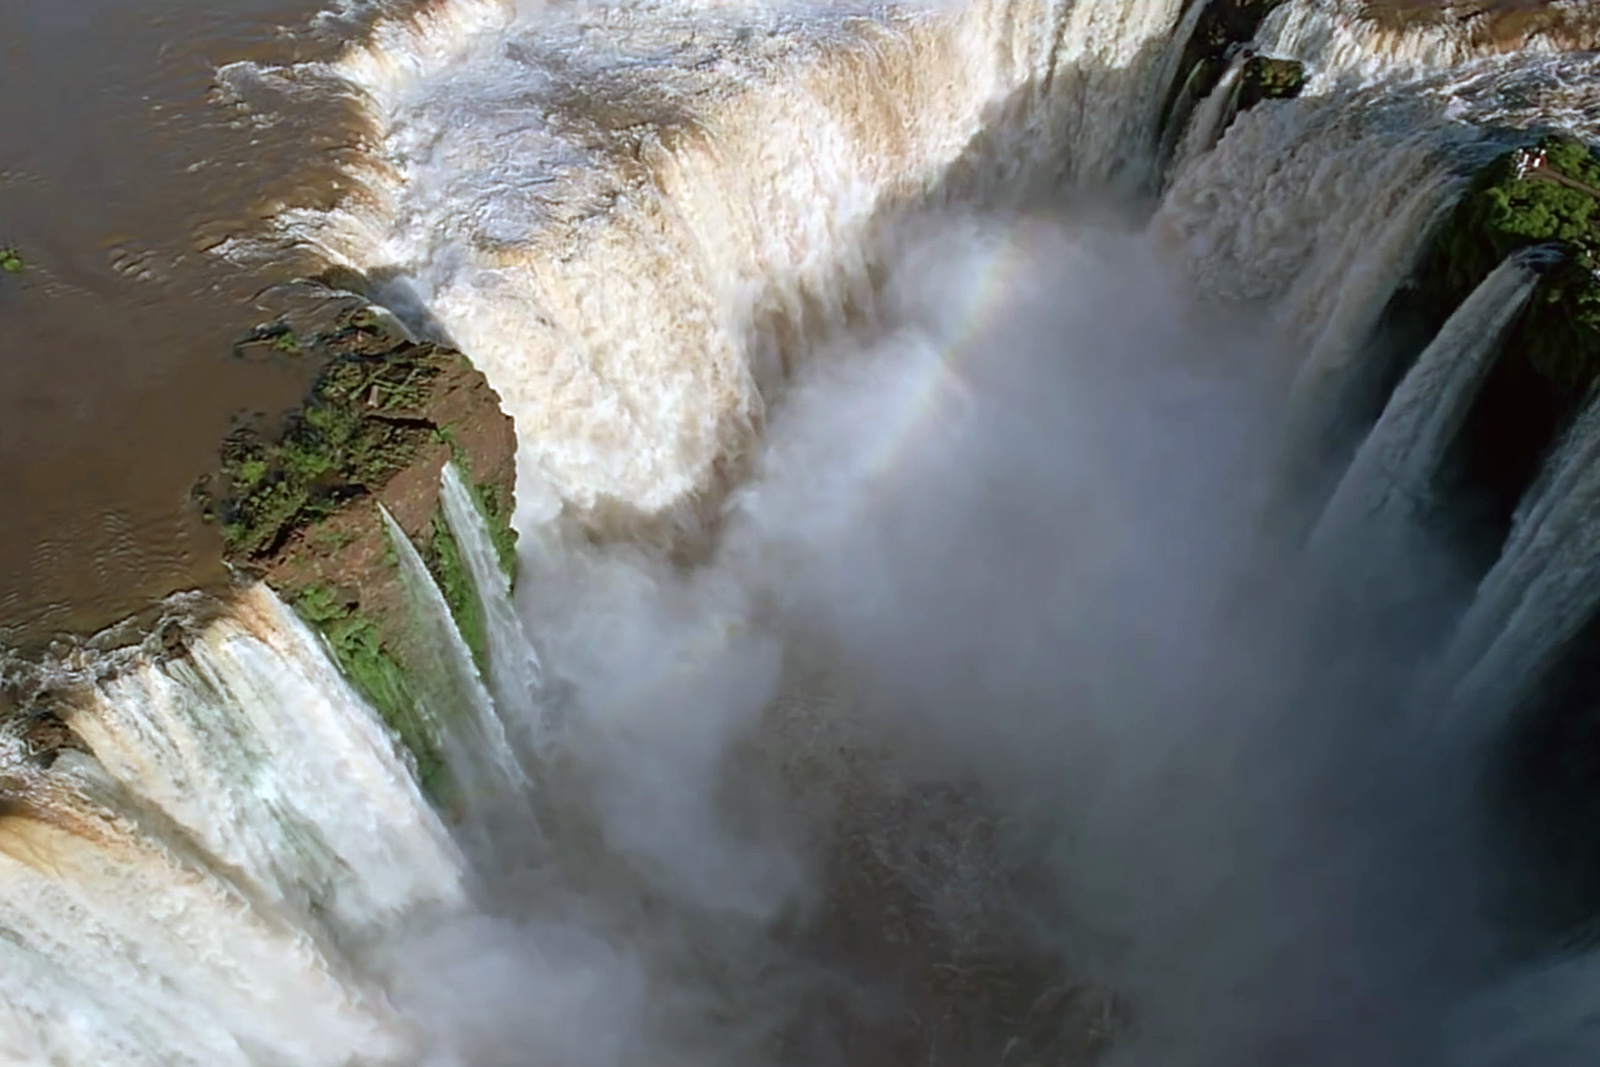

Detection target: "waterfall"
[438, 462, 551, 758]
[1308, 249, 1545, 557]
[1446, 384, 1600, 724]
[0, 584, 466, 1065]
[1169, 49, 1248, 173]
[379, 505, 527, 802]
[1258, 0, 1600, 90]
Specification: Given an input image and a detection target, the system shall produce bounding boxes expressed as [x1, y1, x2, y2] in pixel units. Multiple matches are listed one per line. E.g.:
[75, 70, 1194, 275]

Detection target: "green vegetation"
[0, 247, 22, 274]
[292, 582, 446, 798]
[204, 319, 519, 810]
[1162, 0, 1294, 140]
[1417, 134, 1600, 395]
[1233, 54, 1306, 115]
[231, 321, 306, 359]
[217, 349, 444, 558]
[309, 525, 358, 551]
[475, 480, 519, 581]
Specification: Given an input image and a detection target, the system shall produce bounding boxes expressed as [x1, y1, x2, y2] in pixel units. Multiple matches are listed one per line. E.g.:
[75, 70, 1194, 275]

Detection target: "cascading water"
[1308, 247, 1548, 558]
[10, 0, 1600, 1064]
[0, 584, 464, 1065]
[438, 463, 550, 759]
[380, 503, 528, 802]
[1446, 381, 1600, 727]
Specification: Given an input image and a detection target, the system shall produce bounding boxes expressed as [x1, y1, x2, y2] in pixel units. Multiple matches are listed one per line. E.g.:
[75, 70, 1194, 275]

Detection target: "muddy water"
[0, 0, 388, 650]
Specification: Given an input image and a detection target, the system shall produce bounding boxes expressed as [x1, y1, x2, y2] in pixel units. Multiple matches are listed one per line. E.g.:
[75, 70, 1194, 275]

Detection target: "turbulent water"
[9, 0, 1600, 1063]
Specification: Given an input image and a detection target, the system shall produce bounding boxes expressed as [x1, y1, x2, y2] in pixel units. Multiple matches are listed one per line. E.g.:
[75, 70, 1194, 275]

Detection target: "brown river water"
[0, 0, 400, 650]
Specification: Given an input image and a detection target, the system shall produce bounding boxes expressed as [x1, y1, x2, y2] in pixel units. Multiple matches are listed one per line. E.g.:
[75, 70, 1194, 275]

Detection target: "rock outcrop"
[197, 309, 519, 794]
[1160, 0, 1303, 169]
[1368, 134, 1600, 557]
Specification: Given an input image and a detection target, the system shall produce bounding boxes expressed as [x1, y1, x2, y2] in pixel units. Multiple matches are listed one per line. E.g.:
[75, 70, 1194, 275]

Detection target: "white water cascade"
[10, 0, 1600, 1064]
[380, 504, 527, 801]
[1308, 247, 1547, 558]
[0, 585, 466, 1065]
[438, 463, 550, 760]
[1447, 382, 1600, 724]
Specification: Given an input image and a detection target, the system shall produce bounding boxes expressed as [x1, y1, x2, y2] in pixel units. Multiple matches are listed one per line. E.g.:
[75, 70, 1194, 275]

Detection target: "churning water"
[6, 0, 1600, 1063]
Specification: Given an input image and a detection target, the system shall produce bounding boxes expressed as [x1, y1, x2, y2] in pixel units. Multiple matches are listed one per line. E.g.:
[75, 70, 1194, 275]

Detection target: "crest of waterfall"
[1308, 248, 1545, 558]
[0, 584, 466, 1065]
[1156, 50, 1600, 512]
[262, 0, 1195, 534]
[379, 505, 528, 802]
[438, 462, 552, 759]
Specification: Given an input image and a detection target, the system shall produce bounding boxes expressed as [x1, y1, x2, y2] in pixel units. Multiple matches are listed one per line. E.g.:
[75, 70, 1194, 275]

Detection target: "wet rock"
[1233, 53, 1306, 115]
[1367, 133, 1600, 562]
[1413, 134, 1600, 398]
[1159, 0, 1294, 170]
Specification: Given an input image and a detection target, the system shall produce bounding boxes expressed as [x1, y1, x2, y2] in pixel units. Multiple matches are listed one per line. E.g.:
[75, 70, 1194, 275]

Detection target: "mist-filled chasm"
[406, 215, 1496, 1067]
[10, 0, 1600, 1064]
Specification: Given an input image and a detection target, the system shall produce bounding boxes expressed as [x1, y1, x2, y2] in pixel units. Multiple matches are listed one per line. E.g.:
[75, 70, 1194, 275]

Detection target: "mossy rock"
[1159, 0, 1294, 166]
[1415, 134, 1600, 396]
[199, 312, 520, 804]
[1368, 134, 1600, 554]
[1233, 54, 1305, 114]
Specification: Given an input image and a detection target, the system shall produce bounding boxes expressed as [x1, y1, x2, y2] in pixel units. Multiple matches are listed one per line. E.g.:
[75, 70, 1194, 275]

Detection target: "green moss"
[0, 248, 22, 274]
[1233, 54, 1305, 114]
[215, 348, 445, 559]
[1163, 0, 1294, 131]
[424, 514, 490, 678]
[1416, 134, 1600, 396]
[291, 583, 447, 799]
[309, 525, 358, 551]
[469, 478, 519, 582]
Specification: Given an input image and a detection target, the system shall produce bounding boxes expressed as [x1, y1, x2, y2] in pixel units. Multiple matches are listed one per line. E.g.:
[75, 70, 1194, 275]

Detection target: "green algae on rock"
[1418, 135, 1600, 394]
[1232, 54, 1306, 116]
[1365, 134, 1600, 564]
[1159, 0, 1298, 170]
[198, 310, 519, 803]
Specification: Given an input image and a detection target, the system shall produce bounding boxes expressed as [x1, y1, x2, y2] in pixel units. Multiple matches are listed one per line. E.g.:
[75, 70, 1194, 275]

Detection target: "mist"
[362, 209, 1531, 1067]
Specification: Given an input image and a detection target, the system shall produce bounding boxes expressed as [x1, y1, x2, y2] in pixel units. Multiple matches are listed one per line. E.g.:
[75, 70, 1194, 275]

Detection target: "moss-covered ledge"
[1159, 0, 1302, 169]
[1373, 133, 1600, 558]
[195, 308, 519, 799]
[1416, 134, 1600, 394]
